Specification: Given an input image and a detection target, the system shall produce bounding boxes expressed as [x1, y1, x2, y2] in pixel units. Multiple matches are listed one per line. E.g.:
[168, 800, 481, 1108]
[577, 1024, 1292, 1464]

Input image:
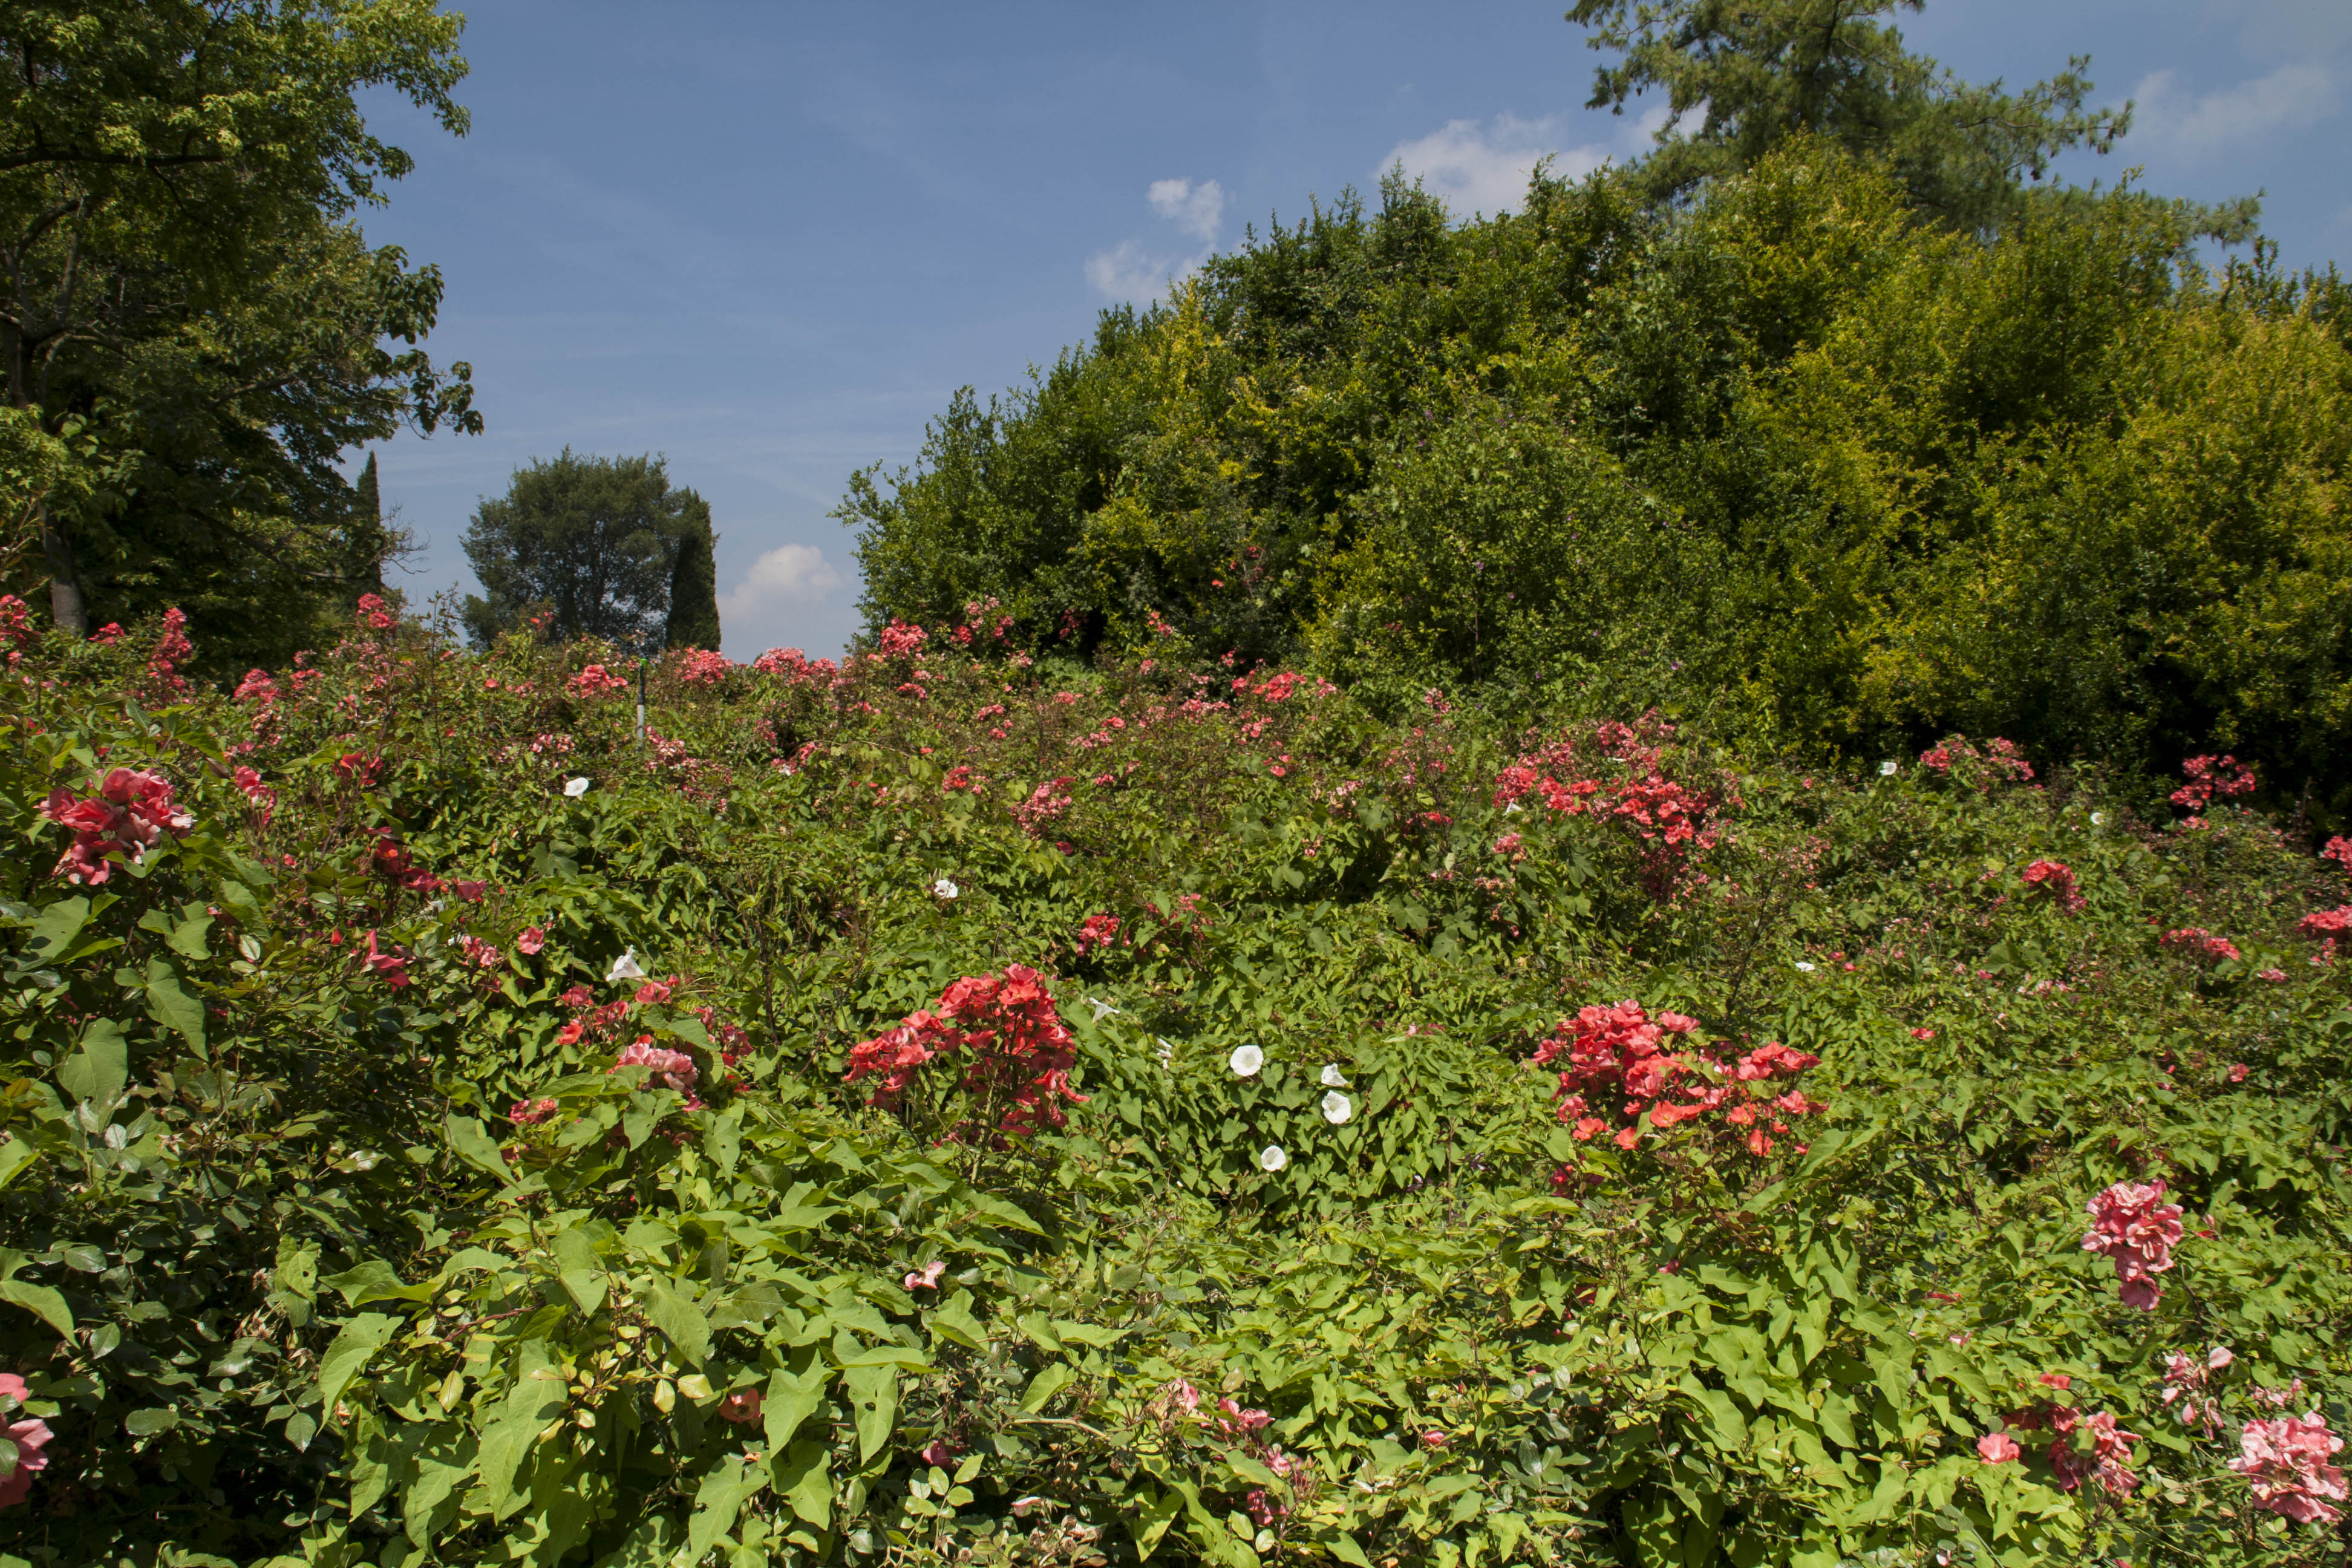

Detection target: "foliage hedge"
[0, 604, 2345, 1567]
[841, 143, 2352, 822]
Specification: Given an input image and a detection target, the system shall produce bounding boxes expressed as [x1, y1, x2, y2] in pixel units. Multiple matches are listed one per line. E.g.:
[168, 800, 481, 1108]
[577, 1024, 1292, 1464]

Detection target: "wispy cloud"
[1087, 177, 1227, 301]
[2130, 62, 2341, 158]
[1380, 114, 1613, 218]
[1148, 177, 1225, 241]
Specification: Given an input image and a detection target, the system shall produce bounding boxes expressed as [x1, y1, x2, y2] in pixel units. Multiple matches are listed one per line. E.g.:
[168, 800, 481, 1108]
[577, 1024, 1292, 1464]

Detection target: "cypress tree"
[352, 451, 386, 595]
[664, 491, 722, 649]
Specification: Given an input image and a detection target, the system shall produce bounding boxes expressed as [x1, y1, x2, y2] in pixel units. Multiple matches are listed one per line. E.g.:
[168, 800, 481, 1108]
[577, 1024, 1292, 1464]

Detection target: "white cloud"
[1381, 114, 1613, 218]
[1087, 177, 1227, 301]
[1085, 238, 1175, 299]
[717, 543, 845, 629]
[2131, 63, 2340, 158]
[1148, 177, 1225, 241]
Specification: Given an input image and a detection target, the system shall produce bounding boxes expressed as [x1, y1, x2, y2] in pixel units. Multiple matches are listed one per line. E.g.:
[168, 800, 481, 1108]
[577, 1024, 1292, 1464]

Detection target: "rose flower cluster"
[1533, 1000, 1820, 1157]
[846, 964, 1087, 1138]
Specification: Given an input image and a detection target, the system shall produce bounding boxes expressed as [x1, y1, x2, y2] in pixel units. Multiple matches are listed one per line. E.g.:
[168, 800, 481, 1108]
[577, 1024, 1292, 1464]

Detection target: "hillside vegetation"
[843, 148, 2352, 818]
[0, 604, 2343, 1567]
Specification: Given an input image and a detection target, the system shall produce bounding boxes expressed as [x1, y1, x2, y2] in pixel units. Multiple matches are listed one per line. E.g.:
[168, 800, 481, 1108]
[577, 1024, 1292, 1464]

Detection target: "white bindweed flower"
[1259, 1144, 1287, 1172]
[1229, 1044, 1264, 1077]
[1320, 1063, 1348, 1088]
[931, 877, 959, 900]
[1321, 1090, 1353, 1125]
[2090, 811, 2108, 827]
[1794, 960, 1817, 973]
[563, 776, 592, 797]
[1504, 800, 1523, 815]
[607, 949, 647, 982]
[1155, 1037, 1174, 1067]
[1879, 760, 1899, 777]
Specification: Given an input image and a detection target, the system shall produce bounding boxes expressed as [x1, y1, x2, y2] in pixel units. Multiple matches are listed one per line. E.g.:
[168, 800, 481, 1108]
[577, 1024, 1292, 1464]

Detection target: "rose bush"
[0, 604, 2341, 1567]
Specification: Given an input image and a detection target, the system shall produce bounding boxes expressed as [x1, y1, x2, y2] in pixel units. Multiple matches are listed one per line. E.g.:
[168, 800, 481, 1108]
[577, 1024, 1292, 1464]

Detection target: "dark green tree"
[350, 450, 386, 595]
[1563, 0, 2253, 239]
[0, 0, 480, 661]
[461, 449, 714, 654]
[662, 490, 721, 650]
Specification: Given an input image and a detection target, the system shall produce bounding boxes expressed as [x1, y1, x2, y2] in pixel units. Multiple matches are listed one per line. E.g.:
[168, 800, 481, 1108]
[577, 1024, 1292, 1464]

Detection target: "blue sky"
[356, 1, 2352, 660]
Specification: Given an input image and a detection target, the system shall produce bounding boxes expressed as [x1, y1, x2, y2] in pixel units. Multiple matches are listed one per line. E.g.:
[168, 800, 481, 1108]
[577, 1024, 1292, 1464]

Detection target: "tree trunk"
[40, 505, 85, 635]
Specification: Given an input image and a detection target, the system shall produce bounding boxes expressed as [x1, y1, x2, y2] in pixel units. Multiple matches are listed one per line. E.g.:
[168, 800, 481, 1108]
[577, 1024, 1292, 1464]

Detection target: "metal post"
[635, 660, 647, 748]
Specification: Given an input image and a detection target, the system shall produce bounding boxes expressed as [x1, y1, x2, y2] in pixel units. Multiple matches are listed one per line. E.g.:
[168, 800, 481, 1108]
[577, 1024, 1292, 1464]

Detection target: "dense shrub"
[842, 145, 2352, 819]
[0, 604, 2344, 1566]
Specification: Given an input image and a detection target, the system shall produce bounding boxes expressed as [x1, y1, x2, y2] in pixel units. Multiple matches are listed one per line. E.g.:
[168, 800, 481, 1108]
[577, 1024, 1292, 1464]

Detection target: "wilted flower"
[1259, 1144, 1287, 1172]
[719, 1388, 765, 1424]
[607, 950, 647, 983]
[904, 1259, 947, 1291]
[1229, 1044, 1264, 1077]
[1321, 1090, 1353, 1125]
[1320, 1063, 1348, 1087]
[563, 776, 592, 797]
[517, 926, 546, 955]
[1977, 1432, 2020, 1463]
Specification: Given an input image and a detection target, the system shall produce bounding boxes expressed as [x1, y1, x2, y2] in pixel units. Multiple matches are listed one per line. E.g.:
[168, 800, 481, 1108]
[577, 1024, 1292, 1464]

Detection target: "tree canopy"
[462, 448, 721, 653]
[0, 0, 479, 665]
[842, 143, 2352, 818]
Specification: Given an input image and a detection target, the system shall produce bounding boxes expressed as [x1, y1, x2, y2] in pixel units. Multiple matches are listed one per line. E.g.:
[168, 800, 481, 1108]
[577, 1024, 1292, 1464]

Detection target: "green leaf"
[1320, 1530, 1374, 1568]
[315, 1313, 398, 1421]
[1131, 1487, 1183, 1561]
[477, 1341, 567, 1521]
[57, 1018, 126, 1109]
[319, 1260, 433, 1307]
[142, 958, 204, 1052]
[166, 908, 212, 960]
[643, 1278, 711, 1367]
[1021, 1361, 1074, 1414]
[927, 1289, 987, 1351]
[777, 1439, 832, 1530]
[22, 897, 88, 964]
[0, 1141, 34, 1192]
[843, 1362, 898, 1463]
[123, 1406, 178, 1437]
[443, 1114, 513, 1184]
[763, 1362, 828, 1452]
[687, 1454, 770, 1560]
[0, 1280, 72, 1339]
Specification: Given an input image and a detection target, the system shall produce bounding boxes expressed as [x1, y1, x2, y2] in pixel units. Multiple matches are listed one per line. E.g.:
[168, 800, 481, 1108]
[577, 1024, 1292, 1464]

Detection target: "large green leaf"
[642, 1278, 711, 1367]
[315, 1312, 399, 1421]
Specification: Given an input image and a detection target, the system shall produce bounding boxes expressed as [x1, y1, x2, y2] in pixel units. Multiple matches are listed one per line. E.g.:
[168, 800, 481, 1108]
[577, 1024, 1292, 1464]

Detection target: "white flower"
[1321, 1090, 1353, 1125]
[1259, 1144, 1287, 1172]
[607, 949, 647, 982]
[1879, 760, 1899, 777]
[1228, 1044, 1264, 1077]
[1086, 996, 1118, 1021]
[1319, 1063, 1348, 1088]
[2091, 811, 2108, 827]
[1155, 1037, 1174, 1067]
[1793, 960, 1817, 973]
[563, 776, 592, 798]
[931, 877, 959, 900]
[1504, 800, 1523, 815]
